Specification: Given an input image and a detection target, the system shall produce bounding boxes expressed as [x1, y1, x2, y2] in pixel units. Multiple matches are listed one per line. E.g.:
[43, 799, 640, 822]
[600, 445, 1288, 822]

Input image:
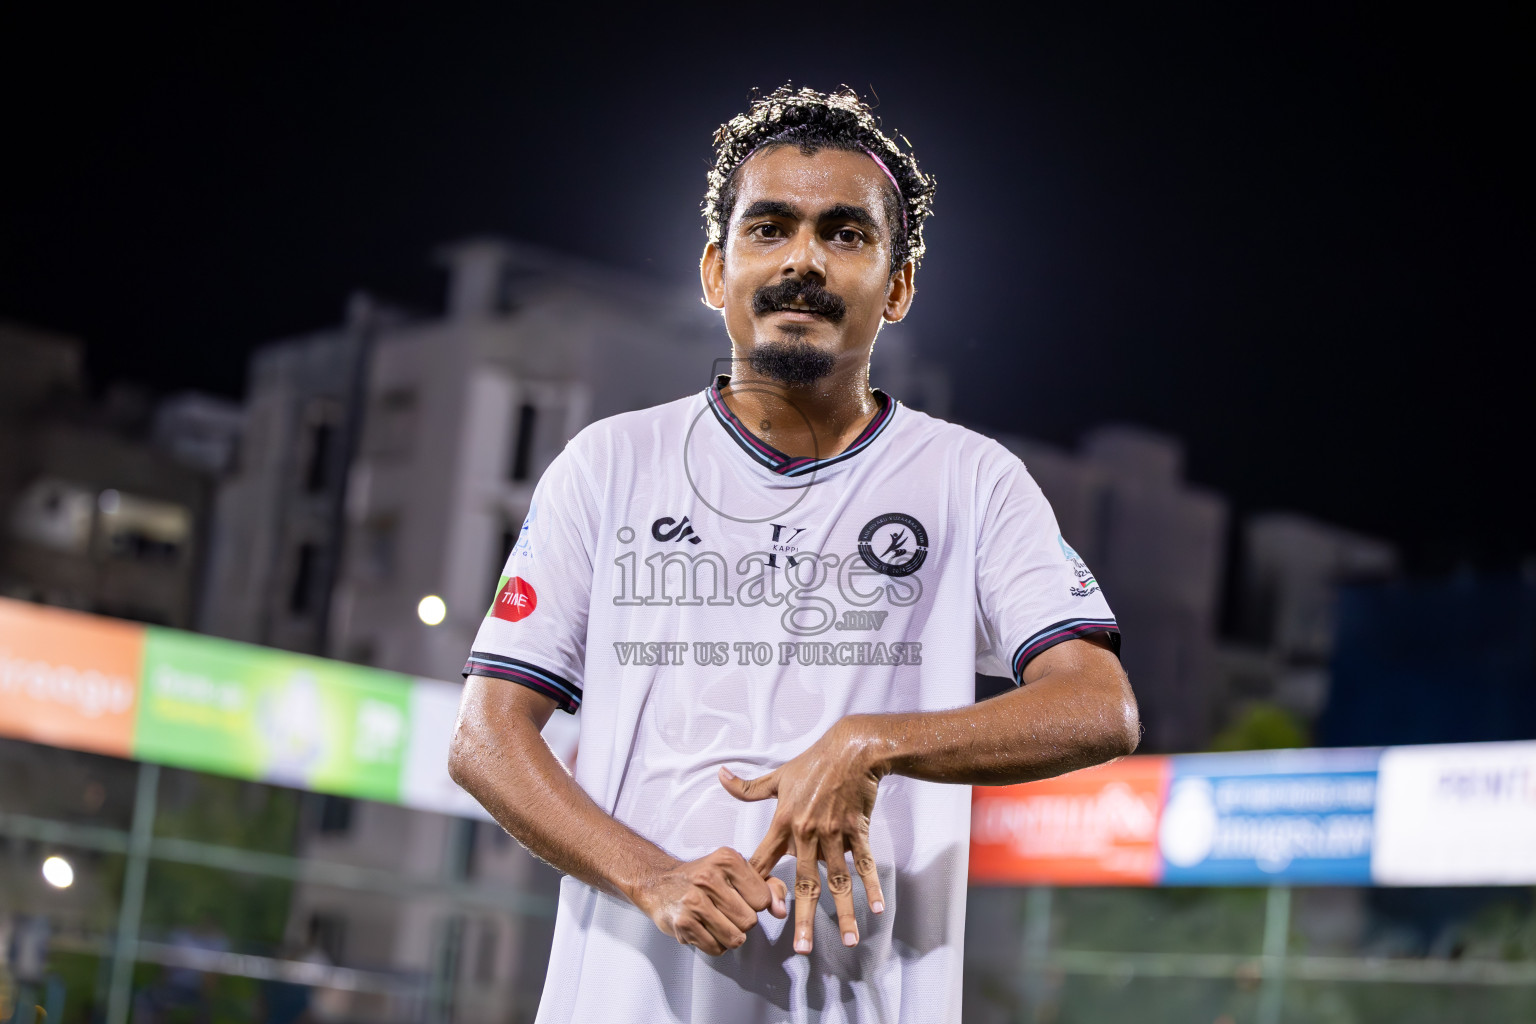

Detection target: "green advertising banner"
[133, 628, 412, 803]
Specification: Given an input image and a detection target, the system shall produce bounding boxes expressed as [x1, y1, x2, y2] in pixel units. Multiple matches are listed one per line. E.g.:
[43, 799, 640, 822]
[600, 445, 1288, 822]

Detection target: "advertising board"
[1372, 741, 1536, 886]
[970, 757, 1169, 885]
[0, 598, 142, 757]
[6, 597, 1536, 887]
[1158, 748, 1379, 885]
[134, 627, 411, 803]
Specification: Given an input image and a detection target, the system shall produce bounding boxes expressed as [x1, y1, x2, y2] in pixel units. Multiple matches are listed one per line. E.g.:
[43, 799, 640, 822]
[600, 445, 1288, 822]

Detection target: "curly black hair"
[704, 85, 936, 272]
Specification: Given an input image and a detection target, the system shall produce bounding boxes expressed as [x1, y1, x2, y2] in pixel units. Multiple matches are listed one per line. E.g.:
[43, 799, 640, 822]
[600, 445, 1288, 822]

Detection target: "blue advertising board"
[1158, 748, 1381, 885]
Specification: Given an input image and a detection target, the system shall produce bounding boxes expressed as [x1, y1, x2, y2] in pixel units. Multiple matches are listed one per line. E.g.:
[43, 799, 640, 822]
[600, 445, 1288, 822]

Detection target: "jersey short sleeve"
[974, 451, 1120, 685]
[462, 444, 598, 713]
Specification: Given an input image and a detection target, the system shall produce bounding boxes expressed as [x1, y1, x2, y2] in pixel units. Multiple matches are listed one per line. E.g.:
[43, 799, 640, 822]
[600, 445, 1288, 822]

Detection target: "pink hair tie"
[860, 147, 907, 233]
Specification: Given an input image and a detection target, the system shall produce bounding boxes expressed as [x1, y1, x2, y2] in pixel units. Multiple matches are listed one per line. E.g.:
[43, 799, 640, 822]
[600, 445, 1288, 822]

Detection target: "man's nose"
[779, 226, 826, 283]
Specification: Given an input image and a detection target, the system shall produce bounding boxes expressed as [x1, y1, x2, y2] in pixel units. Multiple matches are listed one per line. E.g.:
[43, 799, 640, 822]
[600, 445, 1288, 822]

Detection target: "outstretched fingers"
[792, 832, 821, 955]
[821, 834, 859, 947]
[850, 830, 885, 915]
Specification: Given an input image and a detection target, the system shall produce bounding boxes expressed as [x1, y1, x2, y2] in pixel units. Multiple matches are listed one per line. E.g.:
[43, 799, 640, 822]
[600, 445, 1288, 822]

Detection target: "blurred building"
[0, 323, 85, 583]
[998, 426, 1228, 752]
[281, 797, 557, 1024]
[1217, 514, 1399, 732]
[196, 296, 380, 654]
[0, 321, 233, 629]
[151, 392, 247, 477]
[987, 427, 1404, 752]
[326, 239, 727, 680]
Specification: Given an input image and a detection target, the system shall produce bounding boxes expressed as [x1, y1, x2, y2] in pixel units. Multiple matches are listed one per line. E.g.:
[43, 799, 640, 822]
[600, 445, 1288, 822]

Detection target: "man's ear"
[700, 242, 726, 310]
[883, 261, 916, 323]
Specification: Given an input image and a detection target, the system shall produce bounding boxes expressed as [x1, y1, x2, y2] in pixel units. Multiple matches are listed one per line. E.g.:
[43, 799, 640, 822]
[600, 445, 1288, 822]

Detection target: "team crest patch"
[491, 576, 538, 622]
[512, 500, 537, 558]
[1060, 535, 1100, 597]
[858, 513, 928, 577]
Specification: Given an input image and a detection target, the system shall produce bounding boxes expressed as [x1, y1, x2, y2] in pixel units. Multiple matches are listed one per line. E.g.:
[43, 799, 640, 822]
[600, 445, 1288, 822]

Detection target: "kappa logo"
[491, 576, 538, 622]
[858, 512, 928, 577]
[767, 522, 806, 568]
[651, 516, 703, 545]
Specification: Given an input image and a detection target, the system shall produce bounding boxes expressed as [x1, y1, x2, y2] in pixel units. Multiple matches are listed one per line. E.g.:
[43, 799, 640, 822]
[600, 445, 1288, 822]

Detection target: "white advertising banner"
[402, 678, 494, 819]
[1372, 740, 1536, 886]
[401, 677, 581, 821]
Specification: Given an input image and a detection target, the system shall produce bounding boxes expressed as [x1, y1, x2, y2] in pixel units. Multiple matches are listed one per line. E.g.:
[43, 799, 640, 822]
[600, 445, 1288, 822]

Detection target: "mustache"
[750, 279, 847, 323]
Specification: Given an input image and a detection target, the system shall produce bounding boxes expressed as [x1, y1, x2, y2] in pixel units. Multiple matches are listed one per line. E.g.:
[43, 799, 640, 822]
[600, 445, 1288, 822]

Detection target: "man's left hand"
[718, 717, 886, 955]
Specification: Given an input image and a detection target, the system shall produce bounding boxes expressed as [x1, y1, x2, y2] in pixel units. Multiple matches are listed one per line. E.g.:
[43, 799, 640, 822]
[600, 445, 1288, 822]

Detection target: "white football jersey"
[465, 381, 1118, 1024]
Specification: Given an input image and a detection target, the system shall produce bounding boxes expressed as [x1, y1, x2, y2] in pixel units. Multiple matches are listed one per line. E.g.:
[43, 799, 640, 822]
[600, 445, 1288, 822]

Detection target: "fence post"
[1257, 885, 1291, 1024]
[106, 763, 159, 1024]
[426, 818, 476, 1024]
[1021, 886, 1053, 1022]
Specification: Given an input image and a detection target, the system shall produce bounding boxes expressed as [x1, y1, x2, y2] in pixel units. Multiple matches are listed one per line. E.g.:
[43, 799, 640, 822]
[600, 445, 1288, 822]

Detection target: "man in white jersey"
[449, 85, 1139, 1022]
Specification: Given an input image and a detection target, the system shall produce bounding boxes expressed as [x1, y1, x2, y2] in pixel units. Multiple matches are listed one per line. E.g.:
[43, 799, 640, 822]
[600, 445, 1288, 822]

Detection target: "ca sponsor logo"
[652, 515, 703, 545]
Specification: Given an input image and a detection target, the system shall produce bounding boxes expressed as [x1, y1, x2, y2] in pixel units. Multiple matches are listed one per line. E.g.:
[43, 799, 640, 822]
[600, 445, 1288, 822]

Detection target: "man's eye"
[832, 228, 863, 244]
[752, 223, 782, 238]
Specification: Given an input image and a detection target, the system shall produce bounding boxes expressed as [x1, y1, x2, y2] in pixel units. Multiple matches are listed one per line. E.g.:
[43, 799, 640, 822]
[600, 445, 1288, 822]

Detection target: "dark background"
[3, 4, 1530, 572]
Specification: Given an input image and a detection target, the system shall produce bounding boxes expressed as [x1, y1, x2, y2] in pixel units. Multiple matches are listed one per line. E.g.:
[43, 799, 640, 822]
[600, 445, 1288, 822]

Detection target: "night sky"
[3, 6, 1530, 572]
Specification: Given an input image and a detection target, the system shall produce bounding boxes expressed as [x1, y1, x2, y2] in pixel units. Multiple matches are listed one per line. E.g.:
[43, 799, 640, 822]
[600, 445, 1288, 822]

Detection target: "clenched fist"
[632, 846, 788, 956]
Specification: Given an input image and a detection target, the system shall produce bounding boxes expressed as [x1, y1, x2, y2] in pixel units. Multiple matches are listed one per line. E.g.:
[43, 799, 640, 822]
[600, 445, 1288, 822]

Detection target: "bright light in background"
[417, 595, 447, 626]
[98, 488, 121, 514]
[42, 855, 74, 888]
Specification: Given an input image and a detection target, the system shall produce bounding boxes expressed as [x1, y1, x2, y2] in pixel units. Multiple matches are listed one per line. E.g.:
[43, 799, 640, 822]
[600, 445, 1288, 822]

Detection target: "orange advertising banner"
[0, 597, 144, 757]
[970, 756, 1171, 886]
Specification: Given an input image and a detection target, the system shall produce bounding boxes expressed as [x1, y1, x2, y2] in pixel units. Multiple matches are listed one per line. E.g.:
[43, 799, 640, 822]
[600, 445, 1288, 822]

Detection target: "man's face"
[701, 146, 915, 381]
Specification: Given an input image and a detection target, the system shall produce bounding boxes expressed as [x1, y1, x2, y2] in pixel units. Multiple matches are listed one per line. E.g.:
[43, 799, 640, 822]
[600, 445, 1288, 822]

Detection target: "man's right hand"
[630, 847, 788, 956]
[450, 681, 789, 957]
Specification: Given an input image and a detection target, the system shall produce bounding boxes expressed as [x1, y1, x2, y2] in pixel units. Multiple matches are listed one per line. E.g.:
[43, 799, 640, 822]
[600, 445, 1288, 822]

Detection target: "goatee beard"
[747, 339, 837, 386]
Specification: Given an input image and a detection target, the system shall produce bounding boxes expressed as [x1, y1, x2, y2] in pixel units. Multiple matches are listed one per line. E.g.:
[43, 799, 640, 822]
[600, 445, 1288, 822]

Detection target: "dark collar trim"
[706, 377, 896, 477]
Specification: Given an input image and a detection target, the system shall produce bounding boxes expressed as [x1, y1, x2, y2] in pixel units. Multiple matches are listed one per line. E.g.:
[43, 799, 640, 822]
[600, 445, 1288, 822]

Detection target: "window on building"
[475, 921, 500, 985]
[307, 911, 347, 964]
[365, 387, 418, 458]
[96, 490, 193, 565]
[510, 403, 537, 481]
[289, 542, 319, 614]
[494, 263, 535, 314]
[301, 401, 341, 494]
[318, 794, 354, 835]
[357, 515, 397, 582]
